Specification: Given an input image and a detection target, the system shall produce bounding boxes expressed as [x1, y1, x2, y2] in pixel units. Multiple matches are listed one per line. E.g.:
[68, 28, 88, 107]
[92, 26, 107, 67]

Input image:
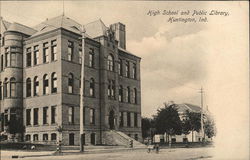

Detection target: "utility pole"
[200, 87, 205, 141]
[79, 26, 86, 152]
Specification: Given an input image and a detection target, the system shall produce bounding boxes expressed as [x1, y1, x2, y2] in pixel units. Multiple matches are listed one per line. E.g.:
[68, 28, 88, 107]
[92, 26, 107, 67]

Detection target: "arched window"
[43, 74, 49, 95]
[34, 76, 39, 96]
[89, 78, 95, 97]
[68, 73, 74, 93]
[10, 77, 16, 97]
[51, 73, 57, 93]
[107, 54, 114, 71]
[126, 87, 130, 103]
[3, 78, 8, 98]
[133, 88, 137, 104]
[119, 85, 123, 102]
[26, 78, 31, 97]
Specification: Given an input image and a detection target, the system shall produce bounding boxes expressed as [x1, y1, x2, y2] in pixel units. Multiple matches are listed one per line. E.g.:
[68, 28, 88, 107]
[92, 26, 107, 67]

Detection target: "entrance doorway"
[91, 133, 95, 145]
[69, 133, 74, 145]
[109, 110, 115, 130]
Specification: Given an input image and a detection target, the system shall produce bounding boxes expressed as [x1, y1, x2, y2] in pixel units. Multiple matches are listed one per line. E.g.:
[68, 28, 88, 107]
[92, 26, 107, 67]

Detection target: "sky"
[1, 1, 249, 159]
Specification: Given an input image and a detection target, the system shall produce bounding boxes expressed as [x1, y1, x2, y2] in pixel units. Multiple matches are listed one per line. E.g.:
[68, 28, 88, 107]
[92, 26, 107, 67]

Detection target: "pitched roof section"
[7, 22, 37, 35]
[84, 19, 108, 38]
[177, 103, 201, 113]
[32, 15, 83, 37]
[1, 17, 36, 36]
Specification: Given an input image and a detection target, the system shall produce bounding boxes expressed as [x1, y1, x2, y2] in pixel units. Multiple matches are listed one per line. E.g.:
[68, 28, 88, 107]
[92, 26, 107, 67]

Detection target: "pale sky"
[1, 1, 249, 158]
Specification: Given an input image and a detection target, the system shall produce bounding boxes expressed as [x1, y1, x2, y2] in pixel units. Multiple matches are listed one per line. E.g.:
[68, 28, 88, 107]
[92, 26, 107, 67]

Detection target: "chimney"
[110, 22, 126, 49]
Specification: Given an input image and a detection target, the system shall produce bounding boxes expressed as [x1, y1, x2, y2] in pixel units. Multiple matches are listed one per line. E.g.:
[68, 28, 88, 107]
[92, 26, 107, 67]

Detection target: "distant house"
[153, 103, 211, 143]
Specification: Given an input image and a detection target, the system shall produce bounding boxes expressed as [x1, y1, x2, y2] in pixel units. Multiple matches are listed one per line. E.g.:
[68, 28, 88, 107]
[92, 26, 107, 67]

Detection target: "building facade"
[0, 15, 142, 145]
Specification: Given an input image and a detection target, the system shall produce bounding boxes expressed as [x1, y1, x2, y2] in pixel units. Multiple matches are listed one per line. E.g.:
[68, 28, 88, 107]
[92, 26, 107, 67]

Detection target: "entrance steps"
[103, 130, 146, 148]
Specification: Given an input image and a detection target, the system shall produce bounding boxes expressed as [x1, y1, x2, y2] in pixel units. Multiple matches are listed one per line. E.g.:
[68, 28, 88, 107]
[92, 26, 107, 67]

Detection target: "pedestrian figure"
[155, 143, 159, 153]
[56, 140, 62, 153]
[147, 143, 151, 153]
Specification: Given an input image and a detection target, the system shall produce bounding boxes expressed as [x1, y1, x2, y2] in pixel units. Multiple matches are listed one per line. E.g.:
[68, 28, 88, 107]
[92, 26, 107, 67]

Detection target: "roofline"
[118, 48, 141, 60]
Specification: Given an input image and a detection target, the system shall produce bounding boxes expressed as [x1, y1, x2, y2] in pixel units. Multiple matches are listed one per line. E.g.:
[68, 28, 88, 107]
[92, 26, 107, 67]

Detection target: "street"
[1, 147, 214, 160]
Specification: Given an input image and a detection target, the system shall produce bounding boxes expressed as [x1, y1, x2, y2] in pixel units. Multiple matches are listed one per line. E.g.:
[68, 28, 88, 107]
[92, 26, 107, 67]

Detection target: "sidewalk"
[1, 146, 147, 159]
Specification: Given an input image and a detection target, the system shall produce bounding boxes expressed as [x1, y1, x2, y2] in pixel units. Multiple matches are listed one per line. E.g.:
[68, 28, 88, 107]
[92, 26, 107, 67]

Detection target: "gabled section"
[84, 19, 108, 38]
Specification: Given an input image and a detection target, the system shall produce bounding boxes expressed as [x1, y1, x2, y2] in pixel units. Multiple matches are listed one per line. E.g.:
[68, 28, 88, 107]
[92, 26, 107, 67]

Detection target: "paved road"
[1, 147, 214, 160]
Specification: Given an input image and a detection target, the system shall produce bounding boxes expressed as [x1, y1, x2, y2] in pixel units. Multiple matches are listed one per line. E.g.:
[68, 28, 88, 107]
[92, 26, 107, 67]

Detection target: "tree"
[141, 117, 152, 140]
[204, 116, 216, 138]
[183, 110, 201, 142]
[154, 103, 182, 143]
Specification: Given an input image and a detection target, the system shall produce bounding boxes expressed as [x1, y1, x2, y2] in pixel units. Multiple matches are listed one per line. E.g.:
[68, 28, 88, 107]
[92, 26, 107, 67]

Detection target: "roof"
[32, 15, 83, 37]
[83, 19, 108, 38]
[7, 22, 37, 35]
[176, 103, 201, 113]
[0, 17, 36, 35]
[118, 47, 141, 59]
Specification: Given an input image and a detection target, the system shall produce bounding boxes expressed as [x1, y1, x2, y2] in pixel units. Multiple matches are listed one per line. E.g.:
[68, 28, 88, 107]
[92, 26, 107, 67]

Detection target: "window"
[134, 113, 138, 127]
[125, 61, 129, 77]
[90, 108, 95, 124]
[10, 78, 16, 97]
[108, 80, 111, 97]
[1, 55, 3, 71]
[43, 134, 48, 141]
[68, 41, 73, 61]
[89, 78, 95, 97]
[68, 73, 73, 93]
[127, 112, 131, 127]
[111, 80, 115, 98]
[51, 73, 57, 93]
[68, 106, 74, 124]
[43, 107, 48, 124]
[107, 54, 114, 71]
[79, 43, 82, 64]
[26, 78, 31, 97]
[0, 82, 2, 100]
[10, 53, 16, 67]
[118, 85, 123, 102]
[5, 52, 9, 67]
[132, 63, 136, 79]
[33, 76, 39, 96]
[34, 45, 39, 65]
[51, 40, 57, 61]
[33, 134, 38, 141]
[43, 42, 49, 63]
[89, 48, 94, 67]
[134, 88, 137, 104]
[119, 112, 123, 127]
[26, 48, 31, 67]
[26, 109, 31, 126]
[25, 135, 31, 141]
[51, 133, 57, 141]
[51, 106, 57, 124]
[33, 108, 39, 125]
[118, 59, 122, 75]
[3, 78, 8, 98]
[43, 74, 49, 95]
[126, 87, 130, 103]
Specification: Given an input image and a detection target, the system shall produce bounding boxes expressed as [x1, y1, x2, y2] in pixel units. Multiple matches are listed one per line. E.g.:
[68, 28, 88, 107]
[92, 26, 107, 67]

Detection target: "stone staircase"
[103, 130, 146, 148]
